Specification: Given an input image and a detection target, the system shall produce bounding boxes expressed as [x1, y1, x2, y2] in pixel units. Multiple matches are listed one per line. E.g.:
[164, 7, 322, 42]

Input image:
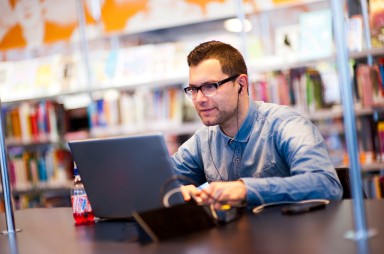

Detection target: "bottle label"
[72, 194, 89, 213]
[86, 199, 93, 212]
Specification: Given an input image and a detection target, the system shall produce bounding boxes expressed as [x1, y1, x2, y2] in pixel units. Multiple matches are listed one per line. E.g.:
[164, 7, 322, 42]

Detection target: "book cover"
[119, 92, 135, 128]
[307, 69, 325, 110]
[10, 108, 22, 141]
[369, 0, 384, 48]
[37, 101, 48, 142]
[37, 155, 48, 183]
[299, 9, 333, 60]
[373, 175, 382, 198]
[35, 57, 55, 94]
[29, 107, 39, 142]
[356, 64, 374, 108]
[4, 108, 14, 141]
[378, 121, 384, 161]
[276, 72, 291, 106]
[306, 71, 315, 113]
[28, 155, 40, 187]
[347, 15, 363, 52]
[275, 24, 300, 62]
[19, 102, 32, 144]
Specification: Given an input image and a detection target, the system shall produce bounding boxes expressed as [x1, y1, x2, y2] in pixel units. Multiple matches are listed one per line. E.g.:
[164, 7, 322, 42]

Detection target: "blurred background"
[1, 0, 384, 210]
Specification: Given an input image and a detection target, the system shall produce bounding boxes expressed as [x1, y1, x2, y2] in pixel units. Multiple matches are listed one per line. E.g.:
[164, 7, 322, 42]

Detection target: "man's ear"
[238, 85, 243, 94]
[237, 74, 248, 94]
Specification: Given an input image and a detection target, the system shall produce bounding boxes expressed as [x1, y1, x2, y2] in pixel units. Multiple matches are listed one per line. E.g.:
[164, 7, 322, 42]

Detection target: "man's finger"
[180, 186, 192, 201]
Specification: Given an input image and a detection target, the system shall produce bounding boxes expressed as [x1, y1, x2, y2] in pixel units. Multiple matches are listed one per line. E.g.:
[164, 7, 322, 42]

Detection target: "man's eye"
[204, 84, 216, 90]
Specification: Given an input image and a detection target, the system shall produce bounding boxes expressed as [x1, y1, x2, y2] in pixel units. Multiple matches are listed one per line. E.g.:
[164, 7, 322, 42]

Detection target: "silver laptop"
[68, 133, 183, 219]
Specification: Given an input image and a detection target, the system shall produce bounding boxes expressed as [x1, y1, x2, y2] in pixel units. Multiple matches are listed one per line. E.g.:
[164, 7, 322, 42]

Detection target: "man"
[171, 40, 342, 208]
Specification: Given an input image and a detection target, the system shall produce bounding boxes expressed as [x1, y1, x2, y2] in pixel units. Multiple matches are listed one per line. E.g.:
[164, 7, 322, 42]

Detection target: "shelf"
[361, 163, 384, 172]
[89, 121, 203, 138]
[93, 75, 188, 92]
[62, 122, 203, 144]
[3, 47, 383, 105]
[349, 47, 384, 59]
[249, 55, 334, 74]
[3, 75, 188, 104]
[249, 47, 384, 75]
[2, 88, 92, 104]
[316, 123, 344, 135]
[3, 1, 383, 105]
[6, 104, 378, 149]
[249, 0, 327, 13]
[1, 181, 72, 196]
[303, 106, 373, 121]
[6, 139, 65, 149]
[334, 163, 384, 173]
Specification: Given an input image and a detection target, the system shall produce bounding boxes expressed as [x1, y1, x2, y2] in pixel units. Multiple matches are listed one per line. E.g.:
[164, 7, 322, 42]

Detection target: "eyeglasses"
[184, 74, 240, 99]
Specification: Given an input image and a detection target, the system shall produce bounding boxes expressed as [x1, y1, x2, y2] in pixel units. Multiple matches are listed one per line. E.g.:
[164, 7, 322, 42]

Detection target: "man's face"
[189, 59, 239, 127]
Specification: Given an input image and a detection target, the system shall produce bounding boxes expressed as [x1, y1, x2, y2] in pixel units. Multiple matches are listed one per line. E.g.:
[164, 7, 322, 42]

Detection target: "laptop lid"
[68, 133, 183, 219]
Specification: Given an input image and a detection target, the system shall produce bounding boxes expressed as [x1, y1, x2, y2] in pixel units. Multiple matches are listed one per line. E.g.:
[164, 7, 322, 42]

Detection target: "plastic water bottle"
[71, 163, 94, 224]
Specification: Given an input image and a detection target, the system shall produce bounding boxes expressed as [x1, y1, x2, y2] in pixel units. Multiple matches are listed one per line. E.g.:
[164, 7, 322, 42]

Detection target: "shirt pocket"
[204, 167, 225, 182]
[205, 173, 224, 183]
[257, 164, 283, 178]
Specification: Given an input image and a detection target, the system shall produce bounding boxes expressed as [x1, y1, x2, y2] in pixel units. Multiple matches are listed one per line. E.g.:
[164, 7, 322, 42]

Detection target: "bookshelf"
[248, 47, 384, 74]
[1, 0, 384, 208]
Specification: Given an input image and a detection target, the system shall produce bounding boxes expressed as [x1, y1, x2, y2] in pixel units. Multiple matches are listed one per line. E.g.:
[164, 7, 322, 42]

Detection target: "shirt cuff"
[241, 177, 270, 205]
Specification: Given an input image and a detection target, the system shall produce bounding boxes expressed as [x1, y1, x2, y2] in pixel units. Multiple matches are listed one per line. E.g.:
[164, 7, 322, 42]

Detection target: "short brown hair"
[187, 40, 248, 76]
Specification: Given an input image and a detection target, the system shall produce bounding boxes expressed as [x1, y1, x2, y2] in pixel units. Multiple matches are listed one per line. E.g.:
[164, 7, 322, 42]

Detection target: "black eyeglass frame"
[184, 74, 240, 98]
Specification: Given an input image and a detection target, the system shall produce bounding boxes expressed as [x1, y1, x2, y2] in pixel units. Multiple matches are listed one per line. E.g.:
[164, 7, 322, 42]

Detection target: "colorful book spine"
[8, 147, 72, 191]
[4, 101, 61, 144]
[356, 64, 374, 107]
[378, 121, 384, 161]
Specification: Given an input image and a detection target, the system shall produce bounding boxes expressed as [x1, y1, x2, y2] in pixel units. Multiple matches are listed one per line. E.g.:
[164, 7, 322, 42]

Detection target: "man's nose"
[194, 89, 208, 101]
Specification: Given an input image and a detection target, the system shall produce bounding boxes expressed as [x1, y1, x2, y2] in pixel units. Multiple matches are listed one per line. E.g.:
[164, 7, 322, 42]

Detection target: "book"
[47, 101, 59, 142]
[35, 57, 56, 94]
[308, 69, 325, 111]
[4, 107, 14, 142]
[299, 9, 333, 60]
[29, 107, 39, 142]
[10, 108, 22, 141]
[356, 64, 373, 107]
[114, 45, 155, 85]
[378, 121, 384, 161]
[19, 102, 32, 144]
[119, 92, 135, 129]
[276, 72, 291, 105]
[347, 15, 363, 52]
[275, 24, 300, 62]
[369, 0, 384, 48]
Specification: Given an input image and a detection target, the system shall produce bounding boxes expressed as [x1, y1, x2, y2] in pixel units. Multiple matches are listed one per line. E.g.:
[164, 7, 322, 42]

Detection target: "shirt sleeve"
[241, 113, 343, 206]
[170, 134, 207, 186]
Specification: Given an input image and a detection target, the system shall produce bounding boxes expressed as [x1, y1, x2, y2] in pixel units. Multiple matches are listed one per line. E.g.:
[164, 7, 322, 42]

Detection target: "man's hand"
[200, 181, 247, 209]
[180, 184, 203, 204]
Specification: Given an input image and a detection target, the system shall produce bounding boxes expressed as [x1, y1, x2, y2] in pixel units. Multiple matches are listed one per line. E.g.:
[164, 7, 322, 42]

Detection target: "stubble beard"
[198, 107, 237, 127]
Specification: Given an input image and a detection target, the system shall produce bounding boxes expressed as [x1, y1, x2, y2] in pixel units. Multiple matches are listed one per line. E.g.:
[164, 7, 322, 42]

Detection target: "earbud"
[238, 85, 243, 94]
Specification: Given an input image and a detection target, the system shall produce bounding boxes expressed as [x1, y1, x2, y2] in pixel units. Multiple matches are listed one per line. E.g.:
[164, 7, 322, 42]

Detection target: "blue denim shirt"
[171, 100, 342, 205]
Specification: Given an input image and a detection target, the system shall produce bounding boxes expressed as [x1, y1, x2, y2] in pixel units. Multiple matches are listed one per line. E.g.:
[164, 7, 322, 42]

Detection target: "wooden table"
[1, 200, 383, 254]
